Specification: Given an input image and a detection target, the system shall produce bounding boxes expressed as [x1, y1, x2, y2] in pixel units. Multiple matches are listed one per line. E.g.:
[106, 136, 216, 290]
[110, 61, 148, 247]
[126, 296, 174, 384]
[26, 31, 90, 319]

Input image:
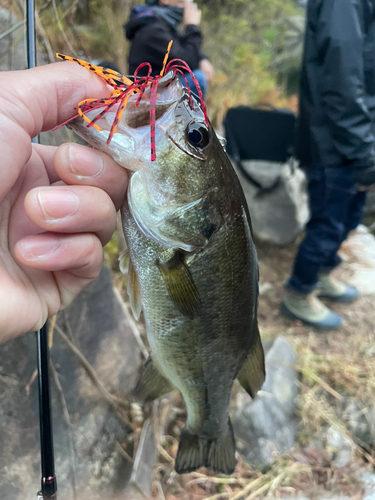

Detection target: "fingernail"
[68, 144, 104, 178]
[20, 235, 60, 259]
[38, 188, 79, 220]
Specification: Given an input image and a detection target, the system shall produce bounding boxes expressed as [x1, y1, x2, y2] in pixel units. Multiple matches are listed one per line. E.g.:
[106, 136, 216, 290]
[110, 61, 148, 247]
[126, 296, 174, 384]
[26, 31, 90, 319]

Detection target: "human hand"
[352, 163, 375, 191]
[0, 63, 128, 342]
[199, 59, 215, 82]
[357, 184, 375, 191]
[183, 0, 201, 26]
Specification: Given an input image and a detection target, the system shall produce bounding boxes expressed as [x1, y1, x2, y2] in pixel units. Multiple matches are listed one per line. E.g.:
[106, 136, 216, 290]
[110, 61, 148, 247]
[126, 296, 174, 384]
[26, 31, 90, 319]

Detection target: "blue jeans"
[179, 69, 207, 101]
[287, 165, 367, 294]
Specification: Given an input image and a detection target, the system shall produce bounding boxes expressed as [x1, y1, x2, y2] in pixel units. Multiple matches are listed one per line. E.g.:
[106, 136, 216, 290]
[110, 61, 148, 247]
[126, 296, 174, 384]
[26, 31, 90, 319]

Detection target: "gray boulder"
[363, 471, 375, 500]
[0, 266, 142, 500]
[339, 399, 375, 449]
[338, 225, 375, 295]
[121, 417, 157, 500]
[233, 159, 309, 245]
[233, 337, 300, 467]
[325, 426, 354, 468]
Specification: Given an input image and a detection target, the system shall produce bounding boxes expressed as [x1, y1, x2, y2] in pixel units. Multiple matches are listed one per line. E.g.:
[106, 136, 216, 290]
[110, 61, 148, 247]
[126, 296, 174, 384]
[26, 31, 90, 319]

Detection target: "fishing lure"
[55, 42, 208, 161]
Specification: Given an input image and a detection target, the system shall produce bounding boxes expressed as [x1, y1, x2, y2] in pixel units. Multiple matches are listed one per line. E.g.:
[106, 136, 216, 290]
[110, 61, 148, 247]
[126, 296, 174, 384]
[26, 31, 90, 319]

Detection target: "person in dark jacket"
[124, 0, 214, 98]
[281, 0, 375, 330]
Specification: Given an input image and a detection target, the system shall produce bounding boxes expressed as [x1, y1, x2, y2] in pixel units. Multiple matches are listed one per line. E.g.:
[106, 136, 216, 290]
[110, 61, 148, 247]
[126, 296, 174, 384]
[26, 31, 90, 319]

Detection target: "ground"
[143, 224, 375, 500]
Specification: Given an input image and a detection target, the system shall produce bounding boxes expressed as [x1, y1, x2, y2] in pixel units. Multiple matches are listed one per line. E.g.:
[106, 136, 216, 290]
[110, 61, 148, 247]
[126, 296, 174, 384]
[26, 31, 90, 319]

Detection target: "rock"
[233, 336, 300, 467]
[339, 399, 375, 449]
[0, 266, 143, 500]
[362, 471, 375, 500]
[325, 426, 354, 468]
[121, 417, 157, 500]
[339, 225, 375, 294]
[232, 159, 309, 245]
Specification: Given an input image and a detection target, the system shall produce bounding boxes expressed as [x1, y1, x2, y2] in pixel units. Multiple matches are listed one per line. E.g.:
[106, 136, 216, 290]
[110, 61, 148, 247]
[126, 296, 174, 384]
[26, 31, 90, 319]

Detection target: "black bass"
[68, 72, 265, 475]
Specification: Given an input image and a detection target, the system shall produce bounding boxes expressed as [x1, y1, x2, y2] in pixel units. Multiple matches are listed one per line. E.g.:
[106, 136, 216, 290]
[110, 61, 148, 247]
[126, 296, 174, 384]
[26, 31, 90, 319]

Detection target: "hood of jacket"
[124, 5, 183, 40]
[124, 6, 156, 40]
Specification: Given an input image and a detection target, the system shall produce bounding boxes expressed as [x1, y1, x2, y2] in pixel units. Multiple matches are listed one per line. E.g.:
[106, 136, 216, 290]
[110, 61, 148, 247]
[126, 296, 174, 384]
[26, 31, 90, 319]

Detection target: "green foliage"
[32, 0, 301, 125]
[271, 14, 306, 94]
[196, 0, 300, 124]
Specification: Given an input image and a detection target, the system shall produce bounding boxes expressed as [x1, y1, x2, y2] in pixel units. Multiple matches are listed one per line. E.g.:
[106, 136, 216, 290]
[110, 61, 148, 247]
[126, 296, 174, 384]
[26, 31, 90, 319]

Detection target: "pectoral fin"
[119, 249, 130, 275]
[127, 260, 142, 321]
[156, 249, 202, 319]
[237, 324, 265, 398]
[119, 249, 143, 320]
[134, 357, 174, 403]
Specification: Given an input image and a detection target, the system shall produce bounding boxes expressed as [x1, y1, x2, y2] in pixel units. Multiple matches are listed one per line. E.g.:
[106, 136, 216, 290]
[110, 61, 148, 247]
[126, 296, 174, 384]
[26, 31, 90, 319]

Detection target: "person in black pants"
[281, 0, 375, 330]
[124, 0, 214, 98]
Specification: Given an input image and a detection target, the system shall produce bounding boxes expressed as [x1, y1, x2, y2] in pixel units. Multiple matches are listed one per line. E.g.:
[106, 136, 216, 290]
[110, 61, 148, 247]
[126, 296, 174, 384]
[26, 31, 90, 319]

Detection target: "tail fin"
[175, 419, 236, 475]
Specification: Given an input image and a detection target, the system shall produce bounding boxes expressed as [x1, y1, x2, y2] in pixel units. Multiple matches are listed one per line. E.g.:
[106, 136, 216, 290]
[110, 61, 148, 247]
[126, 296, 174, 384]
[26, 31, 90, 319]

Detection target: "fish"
[68, 71, 265, 475]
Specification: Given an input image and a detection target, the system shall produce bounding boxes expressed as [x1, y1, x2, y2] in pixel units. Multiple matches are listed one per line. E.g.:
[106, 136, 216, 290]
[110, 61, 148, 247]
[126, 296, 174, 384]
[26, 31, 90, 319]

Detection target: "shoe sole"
[280, 303, 343, 330]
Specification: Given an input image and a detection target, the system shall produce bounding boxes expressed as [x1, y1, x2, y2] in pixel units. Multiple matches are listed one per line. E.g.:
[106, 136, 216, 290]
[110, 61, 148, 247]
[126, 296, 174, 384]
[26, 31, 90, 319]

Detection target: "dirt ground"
[148, 226, 375, 500]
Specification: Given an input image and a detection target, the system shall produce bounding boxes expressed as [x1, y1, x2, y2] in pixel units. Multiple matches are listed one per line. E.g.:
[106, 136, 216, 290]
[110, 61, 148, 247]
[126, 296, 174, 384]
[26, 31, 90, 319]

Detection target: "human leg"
[288, 166, 359, 293]
[317, 182, 366, 302]
[342, 189, 367, 240]
[282, 166, 361, 328]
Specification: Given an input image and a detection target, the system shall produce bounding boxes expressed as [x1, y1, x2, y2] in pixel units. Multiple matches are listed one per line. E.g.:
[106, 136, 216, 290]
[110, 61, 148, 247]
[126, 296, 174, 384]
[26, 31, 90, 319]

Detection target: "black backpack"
[224, 104, 296, 192]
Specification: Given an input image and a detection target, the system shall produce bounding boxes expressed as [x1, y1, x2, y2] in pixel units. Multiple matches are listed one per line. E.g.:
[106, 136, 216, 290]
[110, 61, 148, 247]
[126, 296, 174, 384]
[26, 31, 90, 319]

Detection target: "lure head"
[68, 71, 215, 201]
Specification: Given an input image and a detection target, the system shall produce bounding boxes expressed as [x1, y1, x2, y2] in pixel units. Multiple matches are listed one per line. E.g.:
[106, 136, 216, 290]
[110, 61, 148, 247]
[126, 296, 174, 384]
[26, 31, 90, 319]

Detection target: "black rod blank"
[26, 0, 57, 497]
[37, 324, 57, 499]
[26, 0, 37, 70]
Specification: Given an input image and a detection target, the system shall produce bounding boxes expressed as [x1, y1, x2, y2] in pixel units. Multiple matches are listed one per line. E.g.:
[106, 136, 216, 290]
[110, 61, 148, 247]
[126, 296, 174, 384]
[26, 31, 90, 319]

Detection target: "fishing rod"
[36, 324, 57, 500]
[26, 0, 57, 498]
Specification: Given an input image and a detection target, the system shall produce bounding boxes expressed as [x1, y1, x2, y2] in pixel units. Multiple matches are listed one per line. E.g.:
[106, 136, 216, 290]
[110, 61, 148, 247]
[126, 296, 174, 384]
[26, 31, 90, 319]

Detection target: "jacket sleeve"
[143, 22, 203, 71]
[316, 0, 375, 168]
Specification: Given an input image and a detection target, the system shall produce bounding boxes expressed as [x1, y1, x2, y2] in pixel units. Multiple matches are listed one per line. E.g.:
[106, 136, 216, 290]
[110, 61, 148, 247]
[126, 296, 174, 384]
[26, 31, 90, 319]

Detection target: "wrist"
[351, 161, 375, 186]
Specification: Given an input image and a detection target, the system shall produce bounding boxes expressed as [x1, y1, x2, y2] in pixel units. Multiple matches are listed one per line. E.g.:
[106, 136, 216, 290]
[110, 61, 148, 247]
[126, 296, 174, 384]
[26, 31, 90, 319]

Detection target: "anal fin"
[134, 357, 174, 404]
[237, 324, 265, 398]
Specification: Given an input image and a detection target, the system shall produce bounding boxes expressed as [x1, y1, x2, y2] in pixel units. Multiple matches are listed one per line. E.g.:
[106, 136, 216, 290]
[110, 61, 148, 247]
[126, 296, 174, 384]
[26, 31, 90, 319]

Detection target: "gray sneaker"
[318, 273, 359, 303]
[281, 289, 343, 330]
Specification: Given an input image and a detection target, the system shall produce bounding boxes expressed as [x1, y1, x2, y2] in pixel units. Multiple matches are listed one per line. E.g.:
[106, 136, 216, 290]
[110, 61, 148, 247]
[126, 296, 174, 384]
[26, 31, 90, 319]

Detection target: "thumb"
[0, 61, 109, 137]
[0, 61, 109, 202]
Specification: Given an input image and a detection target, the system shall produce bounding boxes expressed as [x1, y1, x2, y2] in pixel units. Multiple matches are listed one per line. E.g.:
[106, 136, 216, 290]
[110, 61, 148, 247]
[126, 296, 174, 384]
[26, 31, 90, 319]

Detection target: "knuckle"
[100, 196, 116, 222]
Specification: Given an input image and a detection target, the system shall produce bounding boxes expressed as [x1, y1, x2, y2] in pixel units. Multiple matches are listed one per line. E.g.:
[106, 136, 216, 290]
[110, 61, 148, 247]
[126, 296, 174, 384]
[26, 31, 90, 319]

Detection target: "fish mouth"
[67, 71, 189, 168]
[67, 70, 208, 168]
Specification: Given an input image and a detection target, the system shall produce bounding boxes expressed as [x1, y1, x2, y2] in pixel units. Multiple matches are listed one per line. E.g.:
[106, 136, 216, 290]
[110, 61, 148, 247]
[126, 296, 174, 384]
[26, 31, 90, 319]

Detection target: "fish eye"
[187, 124, 210, 148]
